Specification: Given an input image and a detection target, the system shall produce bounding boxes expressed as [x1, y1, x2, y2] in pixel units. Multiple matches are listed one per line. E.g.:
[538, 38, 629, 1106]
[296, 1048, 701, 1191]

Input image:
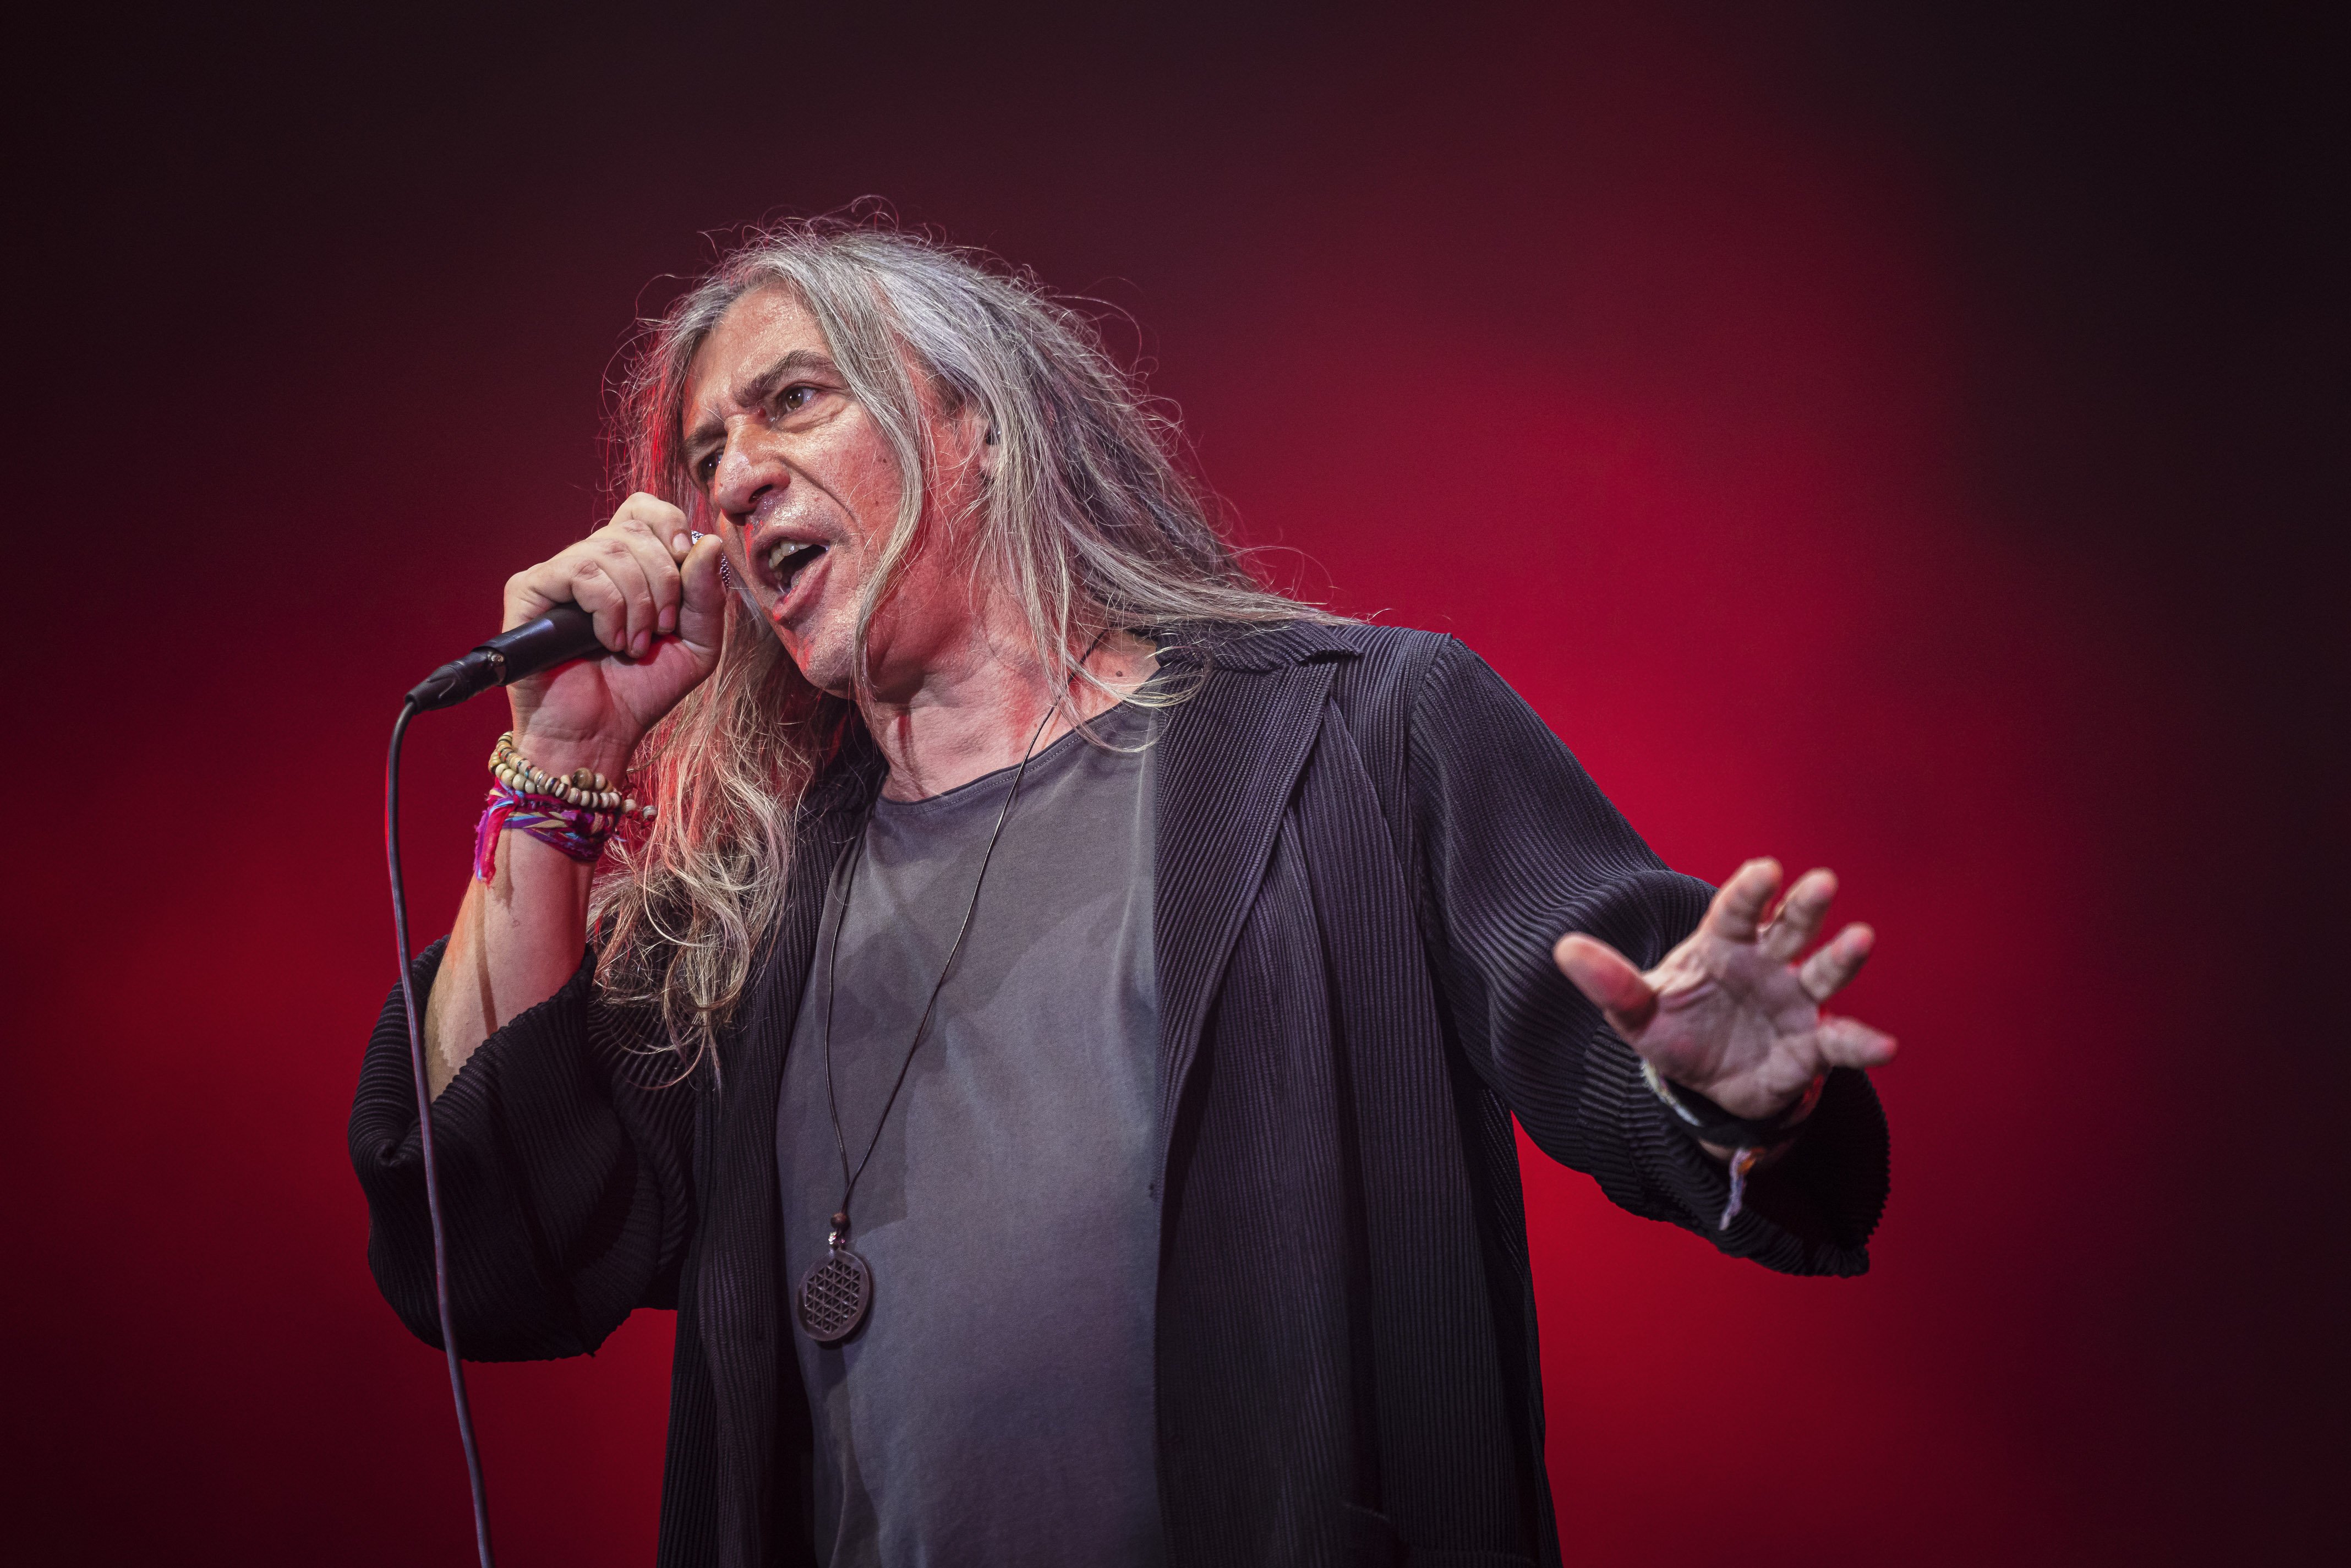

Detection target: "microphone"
[405, 603, 606, 712]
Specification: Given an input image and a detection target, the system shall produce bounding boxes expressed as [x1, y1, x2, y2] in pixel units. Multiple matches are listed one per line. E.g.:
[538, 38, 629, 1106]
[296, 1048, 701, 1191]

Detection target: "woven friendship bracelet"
[471, 734, 657, 881]
[472, 784, 612, 879]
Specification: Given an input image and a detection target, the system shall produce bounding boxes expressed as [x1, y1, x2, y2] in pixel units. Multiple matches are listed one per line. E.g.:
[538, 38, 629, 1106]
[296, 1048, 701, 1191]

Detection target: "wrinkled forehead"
[681, 283, 832, 431]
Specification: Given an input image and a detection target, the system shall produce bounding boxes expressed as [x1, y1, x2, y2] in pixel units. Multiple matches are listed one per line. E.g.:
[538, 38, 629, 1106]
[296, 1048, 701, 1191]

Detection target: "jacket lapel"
[1151, 628, 1352, 1174]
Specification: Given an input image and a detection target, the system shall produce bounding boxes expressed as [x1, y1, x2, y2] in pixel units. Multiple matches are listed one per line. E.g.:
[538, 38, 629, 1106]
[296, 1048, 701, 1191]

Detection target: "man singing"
[352, 221, 1896, 1568]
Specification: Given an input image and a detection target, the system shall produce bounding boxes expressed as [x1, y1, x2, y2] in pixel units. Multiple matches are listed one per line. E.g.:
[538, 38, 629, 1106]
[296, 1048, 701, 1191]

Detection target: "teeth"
[764, 540, 827, 588]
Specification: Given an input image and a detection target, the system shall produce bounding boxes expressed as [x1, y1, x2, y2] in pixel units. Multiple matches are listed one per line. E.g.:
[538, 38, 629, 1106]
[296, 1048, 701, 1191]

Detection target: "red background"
[8, 3, 2343, 1562]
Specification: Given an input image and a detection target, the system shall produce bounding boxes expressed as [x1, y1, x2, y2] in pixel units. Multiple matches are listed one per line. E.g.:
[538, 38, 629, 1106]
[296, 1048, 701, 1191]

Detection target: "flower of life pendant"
[796, 1219, 872, 1343]
[799, 686, 1074, 1348]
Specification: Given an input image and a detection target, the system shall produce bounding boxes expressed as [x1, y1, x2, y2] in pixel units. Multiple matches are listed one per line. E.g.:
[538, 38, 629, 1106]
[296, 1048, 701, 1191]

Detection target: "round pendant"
[796, 1245, 872, 1344]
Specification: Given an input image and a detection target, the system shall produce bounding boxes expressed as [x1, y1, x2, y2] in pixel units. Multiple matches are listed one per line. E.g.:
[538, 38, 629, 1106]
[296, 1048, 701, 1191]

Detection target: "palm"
[1554, 859, 1895, 1121]
[517, 632, 717, 745]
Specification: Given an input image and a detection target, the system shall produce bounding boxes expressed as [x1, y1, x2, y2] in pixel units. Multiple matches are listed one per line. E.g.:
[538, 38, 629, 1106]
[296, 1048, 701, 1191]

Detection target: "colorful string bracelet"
[471, 732, 657, 881]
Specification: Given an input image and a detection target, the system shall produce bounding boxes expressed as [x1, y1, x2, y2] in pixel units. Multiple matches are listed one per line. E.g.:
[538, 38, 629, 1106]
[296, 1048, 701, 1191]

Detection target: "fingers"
[676, 532, 730, 651]
[1554, 932, 1659, 1033]
[612, 492, 690, 551]
[501, 560, 567, 631]
[582, 534, 657, 656]
[509, 496, 693, 660]
[608, 498, 690, 641]
[1797, 921, 1874, 1001]
[1721, 860, 1877, 996]
[1813, 1014, 1898, 1070]
[567, 556, 634, 656]
[1701, 858, 1782, 943]
[1759, 868, 1838, 962]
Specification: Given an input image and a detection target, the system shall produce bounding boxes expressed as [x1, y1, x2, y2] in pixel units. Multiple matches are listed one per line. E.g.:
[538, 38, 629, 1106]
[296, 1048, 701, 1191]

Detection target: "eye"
[777, 383, 818, 415]
[695, 450, 720, 485]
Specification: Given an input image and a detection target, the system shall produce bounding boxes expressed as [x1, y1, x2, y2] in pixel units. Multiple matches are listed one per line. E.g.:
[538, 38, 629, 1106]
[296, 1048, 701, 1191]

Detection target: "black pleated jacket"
[352, 622, 1889, 1568]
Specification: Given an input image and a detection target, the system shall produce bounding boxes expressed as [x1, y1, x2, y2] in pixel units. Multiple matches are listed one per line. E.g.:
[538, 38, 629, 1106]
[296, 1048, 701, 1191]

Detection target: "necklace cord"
[817, 683, 1075, 1231]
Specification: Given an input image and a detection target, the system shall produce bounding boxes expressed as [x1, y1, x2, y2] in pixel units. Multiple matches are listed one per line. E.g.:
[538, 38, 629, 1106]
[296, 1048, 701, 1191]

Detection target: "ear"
[949, 398, 998, 480]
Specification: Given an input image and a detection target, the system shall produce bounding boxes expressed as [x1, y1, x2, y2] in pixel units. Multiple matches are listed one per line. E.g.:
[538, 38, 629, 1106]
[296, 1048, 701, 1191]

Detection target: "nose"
[708, 426, 790, 520]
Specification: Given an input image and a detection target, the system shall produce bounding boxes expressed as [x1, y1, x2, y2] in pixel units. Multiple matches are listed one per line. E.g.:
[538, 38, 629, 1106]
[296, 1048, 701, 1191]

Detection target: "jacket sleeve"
[348, 937, 702, 1359]
[1405, 636, 1889, 1276]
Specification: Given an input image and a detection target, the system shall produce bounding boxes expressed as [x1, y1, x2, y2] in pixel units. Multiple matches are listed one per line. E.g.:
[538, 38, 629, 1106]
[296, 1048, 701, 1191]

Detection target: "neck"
[858, 612, 1157, 803]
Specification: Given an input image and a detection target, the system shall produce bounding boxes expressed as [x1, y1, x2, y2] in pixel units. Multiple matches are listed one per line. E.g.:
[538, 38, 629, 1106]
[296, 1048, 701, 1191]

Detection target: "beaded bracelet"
[472, 733, 657, 881]
[489, 731, 654, 817]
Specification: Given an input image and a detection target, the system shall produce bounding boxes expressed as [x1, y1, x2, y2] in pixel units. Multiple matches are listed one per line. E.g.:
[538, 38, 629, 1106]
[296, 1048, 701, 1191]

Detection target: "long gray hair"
[591, 219, 1324, 1078]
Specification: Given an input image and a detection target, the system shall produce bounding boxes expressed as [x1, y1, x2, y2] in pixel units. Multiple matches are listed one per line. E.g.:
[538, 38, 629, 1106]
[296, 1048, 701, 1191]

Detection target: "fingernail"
[660, 607, 677, 634]
[673, 533, 691, 554]
[633, 631, 650, 658]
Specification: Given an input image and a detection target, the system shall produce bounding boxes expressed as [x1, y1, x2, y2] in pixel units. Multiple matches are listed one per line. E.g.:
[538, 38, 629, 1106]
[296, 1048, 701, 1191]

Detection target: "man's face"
[680, 285, 983, 700]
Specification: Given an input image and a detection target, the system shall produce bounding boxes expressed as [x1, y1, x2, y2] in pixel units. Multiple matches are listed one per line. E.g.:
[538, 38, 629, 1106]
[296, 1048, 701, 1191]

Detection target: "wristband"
[1640, 1059, 1822, 1149]
[1640, 1060, 1824, 1230]
[472, 733, 655, 881]
[474, 783, 619, 879]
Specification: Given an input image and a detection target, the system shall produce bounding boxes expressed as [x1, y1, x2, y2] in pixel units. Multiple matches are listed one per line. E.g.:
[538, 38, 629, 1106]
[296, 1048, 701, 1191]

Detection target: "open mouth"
[764, 539, 829, 594]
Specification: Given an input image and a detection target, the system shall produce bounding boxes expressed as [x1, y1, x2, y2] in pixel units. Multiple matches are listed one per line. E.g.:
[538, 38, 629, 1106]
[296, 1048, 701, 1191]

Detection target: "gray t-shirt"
[776, 701, 1166, 1568]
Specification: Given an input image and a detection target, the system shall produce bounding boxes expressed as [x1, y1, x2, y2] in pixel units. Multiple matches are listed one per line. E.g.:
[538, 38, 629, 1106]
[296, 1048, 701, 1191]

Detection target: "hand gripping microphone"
[404, 603, 605, 712]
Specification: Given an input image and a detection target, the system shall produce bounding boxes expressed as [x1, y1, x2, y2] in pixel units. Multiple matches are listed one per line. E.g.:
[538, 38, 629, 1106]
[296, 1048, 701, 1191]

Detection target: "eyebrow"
[682, 348, 842, 452]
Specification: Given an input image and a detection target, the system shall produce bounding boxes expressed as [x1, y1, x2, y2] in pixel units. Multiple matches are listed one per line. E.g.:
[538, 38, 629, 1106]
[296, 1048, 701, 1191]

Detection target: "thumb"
[678, 533, 731, 654]
[1554, 932, 1659, 1032]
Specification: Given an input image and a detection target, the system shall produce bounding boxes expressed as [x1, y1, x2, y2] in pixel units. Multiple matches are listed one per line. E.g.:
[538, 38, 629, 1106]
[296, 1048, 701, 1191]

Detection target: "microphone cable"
[385, 696, 497, 1567]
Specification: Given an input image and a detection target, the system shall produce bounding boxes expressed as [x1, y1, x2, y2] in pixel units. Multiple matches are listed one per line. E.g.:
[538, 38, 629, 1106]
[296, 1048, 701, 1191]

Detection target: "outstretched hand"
[1553, 859, 1895, 1123]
